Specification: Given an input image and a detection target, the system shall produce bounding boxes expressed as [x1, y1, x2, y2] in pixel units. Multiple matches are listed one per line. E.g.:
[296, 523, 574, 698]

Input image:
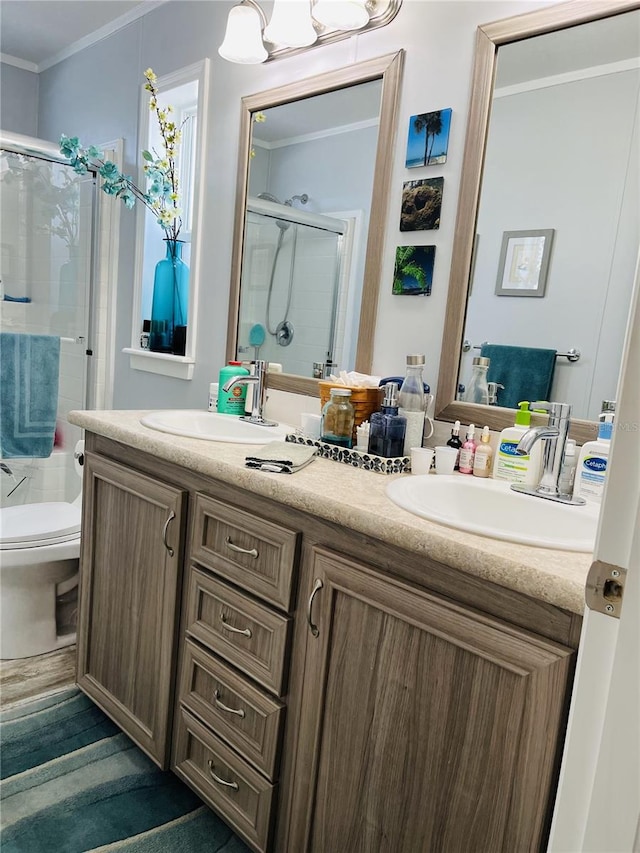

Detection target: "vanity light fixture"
[218, 0, 402, 64]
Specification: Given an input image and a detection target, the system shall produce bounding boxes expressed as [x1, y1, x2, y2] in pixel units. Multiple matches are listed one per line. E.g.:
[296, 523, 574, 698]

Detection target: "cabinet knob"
[162, 510, 176, 556]
[307, 578, 323, 638]
[220, 612, 253, 638]
[207, 760, 239, 791]
[214, 688, 246, 718]
[225, 536, 259, 559]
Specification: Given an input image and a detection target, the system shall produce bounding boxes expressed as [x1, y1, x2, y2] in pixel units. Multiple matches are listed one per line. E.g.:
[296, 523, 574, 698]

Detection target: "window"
[126, 60, 209, 380]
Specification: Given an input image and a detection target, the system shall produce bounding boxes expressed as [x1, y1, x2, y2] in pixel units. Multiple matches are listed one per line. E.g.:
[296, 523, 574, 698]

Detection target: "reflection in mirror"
[226, 52, 404, 396]
[435, 1, 639, 443]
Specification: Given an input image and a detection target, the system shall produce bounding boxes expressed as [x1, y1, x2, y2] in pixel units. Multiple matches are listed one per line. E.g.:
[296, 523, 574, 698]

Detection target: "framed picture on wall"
[495, 229, 555, 297]
[400, 178, 443, 231]
[393, 245, 435, 295]
[405, 108, 452, 168]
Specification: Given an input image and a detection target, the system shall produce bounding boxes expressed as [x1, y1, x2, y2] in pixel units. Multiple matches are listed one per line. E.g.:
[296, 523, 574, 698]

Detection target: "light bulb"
[264, 0, 318, 48]
[312, 0, 370, 31]
[218, 3, 268, 64]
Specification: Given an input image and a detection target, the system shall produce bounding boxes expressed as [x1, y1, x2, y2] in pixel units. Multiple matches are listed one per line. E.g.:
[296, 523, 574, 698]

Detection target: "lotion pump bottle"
[447, 420, 463, 470]
[458, 424, 477, 474]
[573, 404, 615, 503]
[492, 401, 543, 484]
[368, 382, 407, 458]
[473, 426, 493, 477]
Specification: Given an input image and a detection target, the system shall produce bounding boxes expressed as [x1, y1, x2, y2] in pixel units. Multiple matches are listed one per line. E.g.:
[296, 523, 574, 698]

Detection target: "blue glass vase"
[149, 239, 189, 354]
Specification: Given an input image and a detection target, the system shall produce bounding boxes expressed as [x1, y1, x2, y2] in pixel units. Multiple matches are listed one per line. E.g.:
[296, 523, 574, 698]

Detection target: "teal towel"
[0, 332, 60, 458]
[480, 344, 556, 409]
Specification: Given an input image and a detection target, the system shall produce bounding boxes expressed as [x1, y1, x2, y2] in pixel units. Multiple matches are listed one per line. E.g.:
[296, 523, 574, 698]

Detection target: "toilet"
[0, 442, 83, 660]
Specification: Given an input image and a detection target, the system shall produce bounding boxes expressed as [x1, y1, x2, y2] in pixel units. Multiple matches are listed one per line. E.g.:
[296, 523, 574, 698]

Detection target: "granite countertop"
[69, 409, 593, 615]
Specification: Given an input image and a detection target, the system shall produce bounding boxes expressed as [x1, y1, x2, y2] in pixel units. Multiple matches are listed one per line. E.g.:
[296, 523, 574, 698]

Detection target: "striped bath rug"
[0, 687, 250, 852]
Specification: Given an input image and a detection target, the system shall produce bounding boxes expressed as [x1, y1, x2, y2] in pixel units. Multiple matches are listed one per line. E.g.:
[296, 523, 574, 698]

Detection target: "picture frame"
[405, 108, 452, 168]
[495, 229, 554, 297]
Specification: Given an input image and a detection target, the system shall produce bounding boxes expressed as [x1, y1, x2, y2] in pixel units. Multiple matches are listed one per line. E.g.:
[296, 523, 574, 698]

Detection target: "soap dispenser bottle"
[573, 402, 615, 503]
[368, 383, 407, 457]
[493, 401, 543, 484]
[458, 424, 477, 474]
[446, 420, 463, 470]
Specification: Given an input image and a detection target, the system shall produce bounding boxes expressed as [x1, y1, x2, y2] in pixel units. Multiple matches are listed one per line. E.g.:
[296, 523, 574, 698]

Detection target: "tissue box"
[318, 381, 383, 441]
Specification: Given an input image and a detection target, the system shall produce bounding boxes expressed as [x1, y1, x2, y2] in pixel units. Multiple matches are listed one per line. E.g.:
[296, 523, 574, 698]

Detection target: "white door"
[549, 255, 640, 852]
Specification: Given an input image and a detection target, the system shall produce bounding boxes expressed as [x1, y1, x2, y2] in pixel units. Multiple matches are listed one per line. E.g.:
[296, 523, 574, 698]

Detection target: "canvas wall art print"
[400, 178, 443, 231]
[405, 108, 452, 168]
[393, 245, 435, 296]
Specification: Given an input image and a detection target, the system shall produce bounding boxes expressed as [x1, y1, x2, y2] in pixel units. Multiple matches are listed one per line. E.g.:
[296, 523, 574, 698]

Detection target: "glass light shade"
[264, 0, 318, 48]
[218, 4, 268, 64]
[312, 0, 370, 30]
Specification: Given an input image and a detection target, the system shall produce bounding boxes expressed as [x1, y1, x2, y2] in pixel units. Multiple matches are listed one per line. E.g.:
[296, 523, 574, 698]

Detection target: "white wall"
[0, 64, 38, 137]
[29, 0, 554, 409]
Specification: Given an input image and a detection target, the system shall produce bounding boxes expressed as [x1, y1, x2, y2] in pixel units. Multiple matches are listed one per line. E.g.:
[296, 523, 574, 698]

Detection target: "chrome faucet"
[221, 359, 278, 427]
[511, 401, 585, 505]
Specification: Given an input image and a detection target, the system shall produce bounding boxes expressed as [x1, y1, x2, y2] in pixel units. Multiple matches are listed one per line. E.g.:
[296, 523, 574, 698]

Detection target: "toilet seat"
[0, 502, 81, 550]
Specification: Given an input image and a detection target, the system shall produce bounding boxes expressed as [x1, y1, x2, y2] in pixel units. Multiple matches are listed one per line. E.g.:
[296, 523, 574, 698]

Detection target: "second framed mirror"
[226, 51, 404, 395]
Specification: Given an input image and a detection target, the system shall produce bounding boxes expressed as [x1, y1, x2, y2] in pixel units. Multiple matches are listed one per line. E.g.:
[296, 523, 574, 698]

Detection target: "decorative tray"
[285, 433, 410, 475]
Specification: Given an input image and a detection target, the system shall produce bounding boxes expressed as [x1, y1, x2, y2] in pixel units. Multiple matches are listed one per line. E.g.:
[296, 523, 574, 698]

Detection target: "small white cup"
[410, 446, 434, 475]
[434, 445, 458, 475]
[300, 412, 321, 439]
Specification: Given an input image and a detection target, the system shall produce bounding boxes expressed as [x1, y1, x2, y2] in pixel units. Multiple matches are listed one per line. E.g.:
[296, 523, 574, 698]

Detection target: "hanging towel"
[245, 441, 316, 474]
[480, 344, 556, 409]
[0, 332, 60, 458]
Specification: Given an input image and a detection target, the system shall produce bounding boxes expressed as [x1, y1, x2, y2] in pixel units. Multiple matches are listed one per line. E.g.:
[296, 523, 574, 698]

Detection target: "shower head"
[285, 193, 309, 207]
[258, 191, 281, 203]
[257, 191, 290, 231]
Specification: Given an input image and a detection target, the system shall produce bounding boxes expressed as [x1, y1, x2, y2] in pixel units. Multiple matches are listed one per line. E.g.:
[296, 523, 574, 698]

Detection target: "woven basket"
[319, 381, 383, 441]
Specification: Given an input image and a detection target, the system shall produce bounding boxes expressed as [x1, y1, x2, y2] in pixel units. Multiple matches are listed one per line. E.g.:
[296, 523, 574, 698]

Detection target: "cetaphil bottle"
[492, 401, 543, 484]
[573, 405, 615, 504]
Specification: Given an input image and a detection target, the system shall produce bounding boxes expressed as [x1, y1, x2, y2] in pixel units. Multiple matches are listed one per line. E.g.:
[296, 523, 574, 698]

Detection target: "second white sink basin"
[140, 410, 292, 444]
[386, 474, 599, 552]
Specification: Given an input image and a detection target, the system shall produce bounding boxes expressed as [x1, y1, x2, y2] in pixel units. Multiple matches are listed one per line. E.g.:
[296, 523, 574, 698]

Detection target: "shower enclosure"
[0, 131, 97, 508]
[238, 195, 348, 377]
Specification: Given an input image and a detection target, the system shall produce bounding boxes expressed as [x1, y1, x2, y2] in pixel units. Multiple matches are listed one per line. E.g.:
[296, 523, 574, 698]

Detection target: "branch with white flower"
[60, 67, 187, 248]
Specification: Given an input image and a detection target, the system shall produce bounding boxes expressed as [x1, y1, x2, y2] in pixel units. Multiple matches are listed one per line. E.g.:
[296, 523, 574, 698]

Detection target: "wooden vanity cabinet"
[279, 547, 576, 853]
[76, 435, 580, 853]
[76, 451, 186, 768]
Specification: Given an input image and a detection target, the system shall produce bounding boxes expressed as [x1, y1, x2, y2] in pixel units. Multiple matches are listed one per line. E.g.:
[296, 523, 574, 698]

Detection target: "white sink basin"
[140, 410, 292, 444]
[386, 474, 599, 552]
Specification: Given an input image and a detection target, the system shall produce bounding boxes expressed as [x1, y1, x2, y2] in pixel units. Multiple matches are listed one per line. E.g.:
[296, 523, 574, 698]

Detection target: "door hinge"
[585, 560, 626, 618]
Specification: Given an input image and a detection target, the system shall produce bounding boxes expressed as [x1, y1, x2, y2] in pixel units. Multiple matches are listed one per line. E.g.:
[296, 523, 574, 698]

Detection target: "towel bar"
[462, 341, 580, 362]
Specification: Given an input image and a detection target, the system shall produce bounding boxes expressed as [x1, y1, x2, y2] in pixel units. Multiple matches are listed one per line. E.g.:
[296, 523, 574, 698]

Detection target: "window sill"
[123, 348, 195, 380]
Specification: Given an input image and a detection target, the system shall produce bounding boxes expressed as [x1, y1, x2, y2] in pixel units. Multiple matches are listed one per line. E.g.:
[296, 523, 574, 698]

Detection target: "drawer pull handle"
[220, 613, 253, 638]
[307, 578, 323, 638]
[214, 689, 246, 718]
[207, 760, 239, 791]
[162, 511, 176, 556]
[225, 537, 259, 559]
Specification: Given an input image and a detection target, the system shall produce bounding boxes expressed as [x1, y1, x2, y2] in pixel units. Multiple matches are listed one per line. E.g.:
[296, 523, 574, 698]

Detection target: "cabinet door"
[286, 547, 574, 853]
[77, 452, 186, 768]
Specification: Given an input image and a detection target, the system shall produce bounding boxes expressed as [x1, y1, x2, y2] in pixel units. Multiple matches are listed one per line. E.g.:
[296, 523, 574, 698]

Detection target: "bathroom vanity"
[70, 410, 591, 853]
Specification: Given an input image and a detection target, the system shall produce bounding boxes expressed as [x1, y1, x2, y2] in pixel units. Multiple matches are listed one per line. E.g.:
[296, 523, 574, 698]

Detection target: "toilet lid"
[0, 502, 81, 549]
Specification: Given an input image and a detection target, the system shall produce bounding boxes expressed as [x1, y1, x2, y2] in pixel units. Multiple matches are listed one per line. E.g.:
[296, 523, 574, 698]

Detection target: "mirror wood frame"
[226, 50, 404, 396]
[434, 0, 639, 446]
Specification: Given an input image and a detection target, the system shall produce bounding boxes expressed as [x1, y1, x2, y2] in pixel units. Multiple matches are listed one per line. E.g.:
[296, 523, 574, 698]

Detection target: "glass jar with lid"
[464, 356, 490, 405]
[321, 388, 355, 448]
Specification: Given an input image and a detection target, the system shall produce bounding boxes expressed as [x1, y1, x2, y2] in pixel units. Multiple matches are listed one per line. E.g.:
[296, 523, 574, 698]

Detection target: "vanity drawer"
[173, 707, 275, 853]
[179, 639, 284, 780]
[191, 493, 299, 610]
[186, 567, 290, 696]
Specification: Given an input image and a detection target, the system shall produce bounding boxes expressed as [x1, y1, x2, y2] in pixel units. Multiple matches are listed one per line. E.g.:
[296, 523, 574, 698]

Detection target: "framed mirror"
[435, 0, 639, 445]
[226, 51, 404, 395]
